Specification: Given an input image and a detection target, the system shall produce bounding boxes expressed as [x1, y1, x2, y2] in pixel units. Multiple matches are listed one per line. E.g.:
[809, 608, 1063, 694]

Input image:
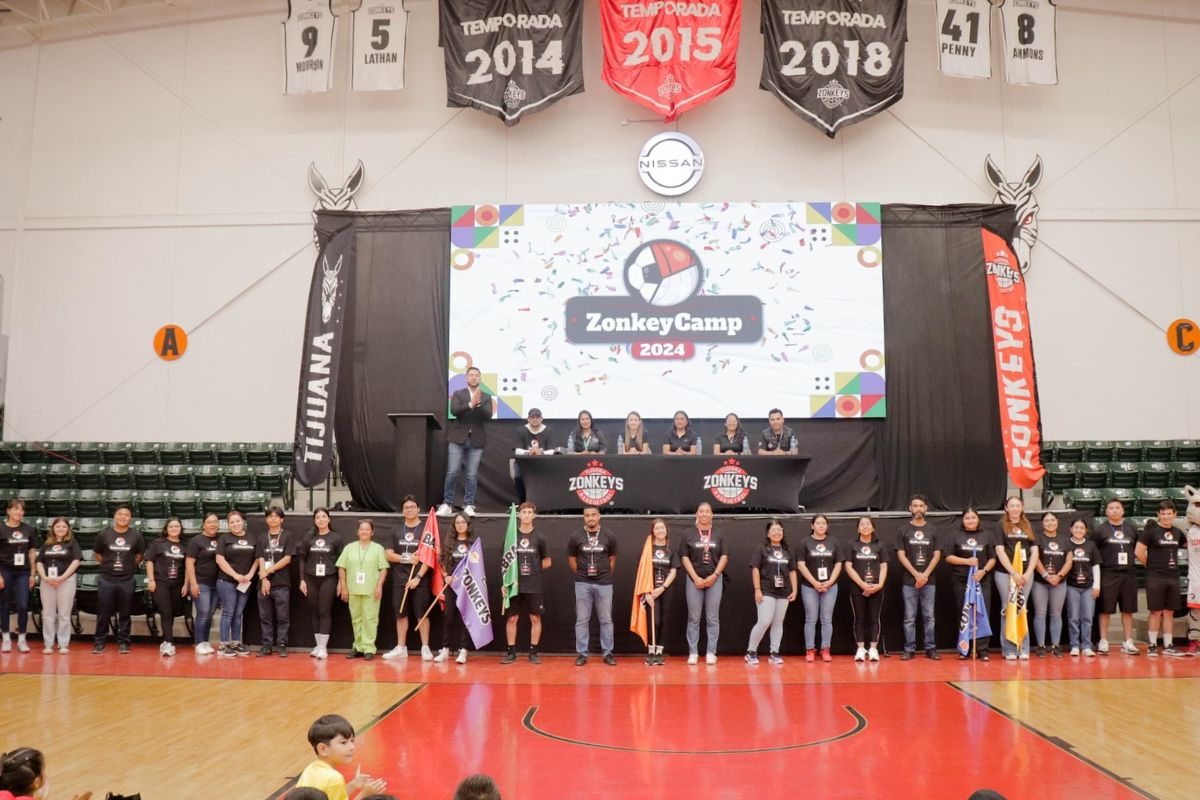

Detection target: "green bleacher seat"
[44, 464, 75, 489]
[1142, 440, 1174, 461]
[129, 443, 160, 465]
[192, 465, 225, 492]
[1137, 462, 1171, 489]
[233, 491, 269, 514]
[1171, 462, 1200, 487]
[99, 442, 131, 464]
[1164, 488, 1189, 514]
[0, 464, 16, 490]
[18, 443, 48, 463]
[27, 517, 48, 536]
[168, 490, 198, 517]
[70, 442, 102, 464]
[1039, 441, 1056, 465]
[1135, 488, 1170, 516]
[73, 490, 105, 517]
[186, 443, 216, 465]
[1063, 488, 1104, 516]
[162, 465, 194, 490]
[16, 463, 47, 490]
[137, 490, 169, 518]
[1100, 488, 1136, 518]
[101, 464, 133, 490]
[0, 442, 22, 464]
[1174, 440, 1200, 461]
[104, 490, 134, 515]
[215, 443, 245, 466]
[140, 518, 169, 538]
[1107, 462, 1140, 489]
[224, 466, 255, 492]
[1114, 441, 1144, 461]
[271, 443, 293, 465]
[158, 442, 189, 465]
[245, 443, 274, 466]
[130, 465, 164, 490]
[8, 490, 46, 516]
[43, 489, 75, 517]
[1084, 441, 1115, 462]
[1077, 462, 1109, 489]
[200, 490, 233, 514]
[181, 518, 205, 537]
[253, 465, 288, 498]
[73, 464, 103, 489]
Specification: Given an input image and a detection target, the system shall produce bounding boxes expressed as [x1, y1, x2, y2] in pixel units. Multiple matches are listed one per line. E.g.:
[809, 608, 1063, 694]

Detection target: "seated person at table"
[512, 407, 555, 502]
[619, 411, 652, 454]
[662, 410, 700, 455]
[757, 408, 798, 455]
[713, 412, 750, 454]
[566, 410, 608, 453]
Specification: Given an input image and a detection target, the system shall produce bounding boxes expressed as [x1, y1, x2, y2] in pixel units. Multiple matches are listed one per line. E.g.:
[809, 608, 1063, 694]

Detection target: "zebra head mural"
[984, 155, 1043, 273]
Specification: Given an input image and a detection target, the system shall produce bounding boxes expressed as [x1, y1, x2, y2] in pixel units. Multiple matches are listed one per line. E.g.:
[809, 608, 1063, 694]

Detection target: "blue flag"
[957, 566, 992, 656]
[452, 538, 495, 649]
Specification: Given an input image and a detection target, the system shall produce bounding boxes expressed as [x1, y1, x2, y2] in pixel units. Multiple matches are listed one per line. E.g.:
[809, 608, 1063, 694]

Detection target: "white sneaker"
[1083, 648, 1096, 657]
[463, 505, 477, 517]
[1121, 641, 1140, 656]
[382, 646, 408, 660]
[16, 638, 29, 653]
[421, 645, 434, 661]
[43, 645, 54, 654]
[705, 653, 717, 665]
[1004, 654, 1017, 661]
[1097, 639, 1109, 654]
[1, 635, 10, 652]
[434, 647, 450, 662]
[435, 504, 453, 517]
[687, 653, 699, 665]
[1018, 652, 1030, 661]
[315, 646, 328, 660]
[58, 645, 69, 654]
[456, 648, 468, 664]
[165, 643, 176, 657]
[1069, 647, 1080, 657]
[195, 643, 208, 655]
[867, 647, 880, 662]
[854, 646, 867, 662]
[159, 642, 169, 656]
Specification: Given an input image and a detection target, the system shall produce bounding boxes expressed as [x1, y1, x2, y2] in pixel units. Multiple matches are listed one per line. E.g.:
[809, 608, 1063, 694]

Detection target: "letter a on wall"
[154, 324, 188, 361]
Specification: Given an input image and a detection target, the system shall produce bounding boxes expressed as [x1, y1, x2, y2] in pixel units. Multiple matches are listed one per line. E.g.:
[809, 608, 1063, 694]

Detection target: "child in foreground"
[296, 715, 386, 800]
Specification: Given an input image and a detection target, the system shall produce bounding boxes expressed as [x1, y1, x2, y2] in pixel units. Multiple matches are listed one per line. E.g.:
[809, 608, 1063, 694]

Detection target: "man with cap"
[512, 407, 555, 503]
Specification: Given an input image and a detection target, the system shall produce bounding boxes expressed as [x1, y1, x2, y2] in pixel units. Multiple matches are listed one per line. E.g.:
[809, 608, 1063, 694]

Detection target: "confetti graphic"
[449, 203, 886, 419]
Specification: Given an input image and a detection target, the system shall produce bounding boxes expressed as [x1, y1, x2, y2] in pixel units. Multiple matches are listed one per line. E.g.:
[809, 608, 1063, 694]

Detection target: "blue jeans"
[902, 583, 936, 652]
[193, 583, 217, 645]
[994, 572, 1033, 656]
[443, 441, 484, 506]
[0, 563, 31, 634]
[800, 583, 838, 650]
[1030, 581, 1066, 647]
[1066, 586, 1096, 650]
[216, 579, 250, 643]
[685, 577, 724, 656]
[574, 582, 614, 656]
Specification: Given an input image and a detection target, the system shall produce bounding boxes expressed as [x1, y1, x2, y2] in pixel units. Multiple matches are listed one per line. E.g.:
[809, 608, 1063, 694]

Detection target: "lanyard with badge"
[11, 532, 25, 567]
[264, 533, 282, 572]
[698, 529, 713, 565]
[587, 531, 600, 577]
[771, 546, 786, 589]
[313, 535, 329, 577]
[400, 526, 419, 564]
[350, 542, 372, 586]
[46, 545, 61, 578]
[813, 539, 831, 582]
[166, 542, 180, 579]
[1112, 524, 1129, 565]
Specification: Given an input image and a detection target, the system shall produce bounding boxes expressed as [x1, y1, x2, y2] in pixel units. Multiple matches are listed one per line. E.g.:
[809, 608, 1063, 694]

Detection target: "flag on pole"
[453, 538, 494, 648]
[630, 535, 656, 645]
[415, 508, 444, 607]
[1004, 545, 1029, 647]
[957, 566, 992, 655]
[500, 504, 519, 613]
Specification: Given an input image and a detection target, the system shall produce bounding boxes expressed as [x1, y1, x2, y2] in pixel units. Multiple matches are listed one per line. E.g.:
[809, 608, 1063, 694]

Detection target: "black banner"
[760, 0, 908, 138]
[293, 228, 355, 487]
[440, 0, 585, 126]
[517, 454, 809, 513]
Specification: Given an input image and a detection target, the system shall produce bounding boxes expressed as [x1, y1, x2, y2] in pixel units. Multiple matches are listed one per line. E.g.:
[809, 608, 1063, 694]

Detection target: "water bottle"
[617, 434, 625, 453]
[695, 436, 702, 453]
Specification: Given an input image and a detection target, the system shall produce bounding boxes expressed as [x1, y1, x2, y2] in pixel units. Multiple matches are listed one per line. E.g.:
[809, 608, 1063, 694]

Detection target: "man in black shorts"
[382, 496, 433, 661]
[1093, 498, 1140, 655]
[1136, 500, 1183, 656]
[501, 502, 551, 664]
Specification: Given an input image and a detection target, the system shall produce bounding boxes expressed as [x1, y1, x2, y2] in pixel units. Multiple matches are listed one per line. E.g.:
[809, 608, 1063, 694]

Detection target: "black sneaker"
[1051, 645, 1062, 658]
[528, 651, 542, 665]
[235, 643, 250, 657]
[277, 646, 288, 658]
[925, 649, 940, 661]
[363, 652, 374, 661]
[119, 643, 130, 654]
[645, 653, 656, 666]
[92, 643, 105, 654]
[979, 652, 990, 661]
[500, 650, 517, 665]
[346, 650, 362, 659]
[901, 651, 914, 660]
[257, 646, 274, 657]
[575, 654, 588, 666]
[1035, 646, 1046, 658]
[1163, 645, 1179, 657]
[603, 653, 617, 666]
[1147, 644, 1158, 658]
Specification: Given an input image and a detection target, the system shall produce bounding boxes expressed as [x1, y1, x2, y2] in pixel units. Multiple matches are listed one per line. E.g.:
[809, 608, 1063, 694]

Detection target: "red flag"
[416, 509, 445, 607]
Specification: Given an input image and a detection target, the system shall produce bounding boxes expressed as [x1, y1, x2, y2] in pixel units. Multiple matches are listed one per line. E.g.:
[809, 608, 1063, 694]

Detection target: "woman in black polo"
[185, 512, 221, 655]
[435, 513, 476, 664]
[713, 413, 750, 454]
[215, 509, 257, 657]
[567, 410, 607, 454]
[844, 516, 887, 662]
[643, 518, 679, 665]
[35, 517, 82, 654]
[620, 411, 651, 454]
[299, 507, 342, 660]
[746, 519, 796, 665]
[663, 410, 699, 455]
[146, 517, 188, 658]
[945, 508, 996, 660]
[995, 496, 1038, 660]
[1032, 511, 1072, 657]
[679, 502, 728, 664]
[0, 498, 35, 653]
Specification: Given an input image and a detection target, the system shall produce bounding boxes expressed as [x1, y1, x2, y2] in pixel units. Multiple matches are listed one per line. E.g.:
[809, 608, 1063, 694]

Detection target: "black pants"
[649, 588, 672, 648]
[849, 588, 884, 645]
[307, 574, 337, 636]
[258, 584, 291, 647]
[442, 588, 468, 650]
[953, 577, 993, 656]
[153, 579, 185, 644]
[94, 575, 135, 646]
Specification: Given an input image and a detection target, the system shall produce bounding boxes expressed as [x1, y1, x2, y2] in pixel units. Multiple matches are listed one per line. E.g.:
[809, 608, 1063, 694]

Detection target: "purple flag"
[452, 538, 494, 648]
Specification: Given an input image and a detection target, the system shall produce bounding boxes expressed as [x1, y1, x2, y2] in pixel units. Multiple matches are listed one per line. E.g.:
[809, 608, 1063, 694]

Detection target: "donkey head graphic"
[308, 160, 365, 216]
[320, 253, 343, 324]
[985, 155, 1043, 273]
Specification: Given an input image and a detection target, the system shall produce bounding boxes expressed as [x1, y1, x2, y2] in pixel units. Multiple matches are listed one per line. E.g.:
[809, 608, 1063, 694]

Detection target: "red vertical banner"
[981, 228, 1045, 489]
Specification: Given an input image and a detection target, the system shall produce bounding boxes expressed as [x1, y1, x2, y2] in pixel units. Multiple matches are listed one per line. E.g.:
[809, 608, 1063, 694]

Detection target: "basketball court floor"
[1, 649, 1196, 799]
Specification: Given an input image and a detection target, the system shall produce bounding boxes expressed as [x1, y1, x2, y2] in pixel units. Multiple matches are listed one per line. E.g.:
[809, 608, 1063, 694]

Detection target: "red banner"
[981, 228, 1045, 489]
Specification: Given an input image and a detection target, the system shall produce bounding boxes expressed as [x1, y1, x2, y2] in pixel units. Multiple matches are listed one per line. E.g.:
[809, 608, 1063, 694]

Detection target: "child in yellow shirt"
[295, 714, 386, 800]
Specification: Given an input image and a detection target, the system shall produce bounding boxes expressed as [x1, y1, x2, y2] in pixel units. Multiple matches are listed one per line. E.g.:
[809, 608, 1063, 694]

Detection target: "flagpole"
[397, 560, 419, 615]
[416, 583, 450, 628]
[971, 578, 977, 660]
[649, 597, 656, 650]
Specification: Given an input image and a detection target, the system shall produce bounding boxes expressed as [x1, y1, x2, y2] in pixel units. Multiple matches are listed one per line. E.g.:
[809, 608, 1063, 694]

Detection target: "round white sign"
[638, 132, 704, 197]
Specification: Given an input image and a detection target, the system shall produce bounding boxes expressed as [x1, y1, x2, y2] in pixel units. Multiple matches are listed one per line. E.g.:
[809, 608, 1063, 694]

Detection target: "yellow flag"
[1004, 544, 1029, 646]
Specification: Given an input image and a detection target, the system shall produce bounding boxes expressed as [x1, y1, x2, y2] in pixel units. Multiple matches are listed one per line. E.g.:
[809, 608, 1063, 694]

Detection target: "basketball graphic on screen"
[624, 240, 703, 307]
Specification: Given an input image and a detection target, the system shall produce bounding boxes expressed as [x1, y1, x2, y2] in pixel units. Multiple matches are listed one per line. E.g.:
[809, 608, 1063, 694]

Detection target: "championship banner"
[760, 0, 907, 138]
[452, 538, 495, 648]
[448, 202, 886, 420]
[600, 0, 741, 121]
[440, 0, 584, 126]
[982, 227, 1045, 490]
[293, 228, 354, 487]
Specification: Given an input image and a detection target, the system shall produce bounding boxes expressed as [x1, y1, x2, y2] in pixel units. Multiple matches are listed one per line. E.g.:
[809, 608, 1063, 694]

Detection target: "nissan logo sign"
[638, 132, 704, 197]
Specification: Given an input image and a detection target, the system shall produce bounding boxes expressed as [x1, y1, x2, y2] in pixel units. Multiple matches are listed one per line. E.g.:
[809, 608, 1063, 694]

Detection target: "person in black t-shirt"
[92, 504, 146, 654]
[1065, 516, 1101, 656]
[679, 502, 728, 664]
[566, 409, 608, 454]
[435, 513, 477, 664]
[0, 498, 36, 653]
[1136, 500, 1184, 656]
[1032, 511, 1072, 657]
[796, 514, 843, 662]
[513, 408, 555, 502]
[746, 519, 797, 665]
[844, 517, 887, 662]
[896, 495, 941, 659]
[945, 508, 996, 660]
[34, 517, 82, 654]
[713, 413, 750, 454]
[298, 507, 342, 660]
[994, 496, 1038, 660]
[186, 512, 222, 655]
[382, 496, 434, 662]
[215, 509, 258, 657]
[502, 502, 552, 664]
[662, 410, 699, 454]
[757, 408, 798, 455]
[256, 506, 296, 657]
[640, 517, 679, 666]
[1093, 498, 1141, 655]
[568, 506, 619, 666]
[619, 411, 652, 454]
[146, 517, 189, 657]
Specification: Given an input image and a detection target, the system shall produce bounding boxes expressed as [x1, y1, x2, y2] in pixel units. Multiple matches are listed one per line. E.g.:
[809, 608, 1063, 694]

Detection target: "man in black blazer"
[437, 366, 494, 517]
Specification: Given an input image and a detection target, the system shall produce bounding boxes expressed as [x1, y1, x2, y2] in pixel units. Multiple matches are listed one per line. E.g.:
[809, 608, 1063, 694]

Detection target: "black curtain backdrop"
[316, 204, 1016, 513]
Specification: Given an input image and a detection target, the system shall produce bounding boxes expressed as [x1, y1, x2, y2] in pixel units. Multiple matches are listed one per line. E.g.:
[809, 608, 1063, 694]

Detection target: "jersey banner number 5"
[601, 0, 742, 122]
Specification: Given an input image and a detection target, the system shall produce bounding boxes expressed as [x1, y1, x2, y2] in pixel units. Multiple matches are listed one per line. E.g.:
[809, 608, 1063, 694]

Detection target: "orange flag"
[630, 535, 656, 645]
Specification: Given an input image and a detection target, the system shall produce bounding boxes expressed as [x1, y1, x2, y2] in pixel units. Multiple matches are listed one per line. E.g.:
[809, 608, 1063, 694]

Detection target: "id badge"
[168, 564, 178, 579]
[315, 563, 326, 577]
[521, 561, 532, 577]
[702, 546, 712, 565]
[400, 552, 413, 564]
[47, 566, 59, 579]
[13, 552, 25, 567]
[113, 558, 124, 573]
[355, 570, 367, 585]
[817, 566, 829, 582]
[1118, 552, 1128, 566]
[264, 559, 274, 571]
[773, 573, 785, 589]
[587, 563, 598, 577]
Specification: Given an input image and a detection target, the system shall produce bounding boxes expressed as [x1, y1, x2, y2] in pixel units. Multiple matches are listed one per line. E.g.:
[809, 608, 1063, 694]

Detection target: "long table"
[516, 454, 810, 513]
